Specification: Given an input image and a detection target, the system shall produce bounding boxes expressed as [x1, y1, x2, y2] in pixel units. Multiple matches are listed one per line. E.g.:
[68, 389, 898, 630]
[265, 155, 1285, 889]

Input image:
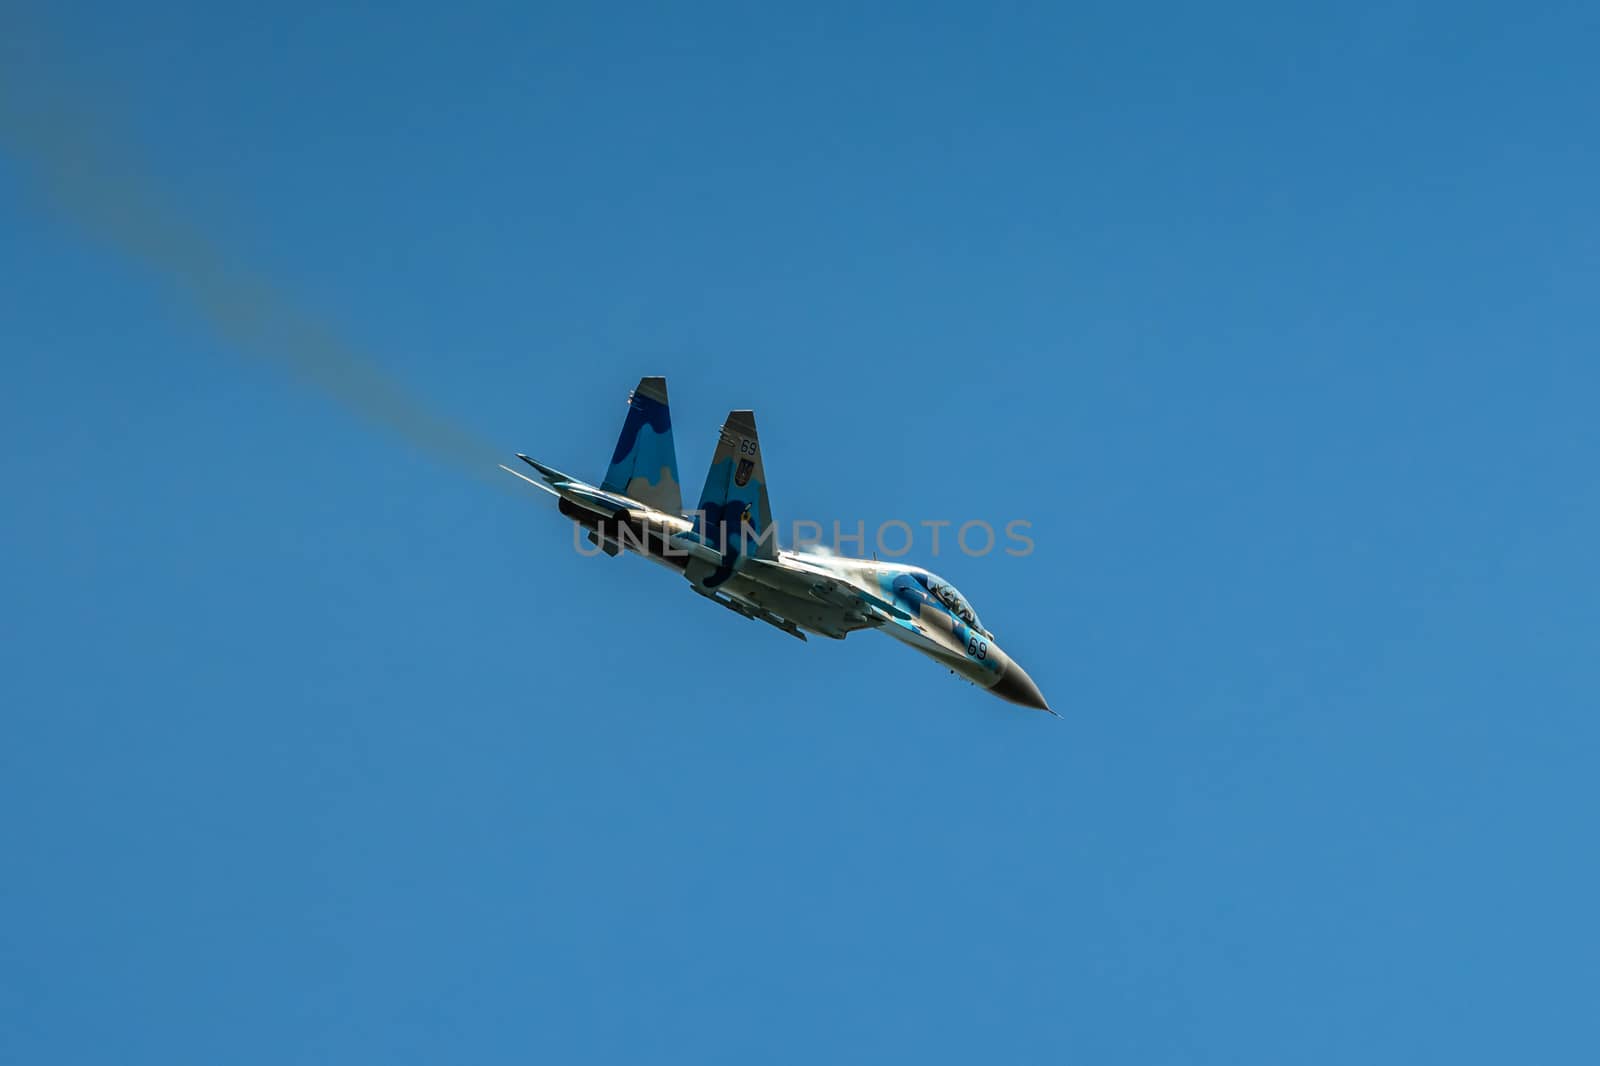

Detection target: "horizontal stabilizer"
[499, 462, 560, 496]
[516, 454, 580, 488]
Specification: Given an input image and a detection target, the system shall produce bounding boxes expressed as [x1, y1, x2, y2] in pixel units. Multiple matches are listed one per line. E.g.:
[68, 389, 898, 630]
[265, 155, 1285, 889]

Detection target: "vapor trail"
[0, 88, 514, 493]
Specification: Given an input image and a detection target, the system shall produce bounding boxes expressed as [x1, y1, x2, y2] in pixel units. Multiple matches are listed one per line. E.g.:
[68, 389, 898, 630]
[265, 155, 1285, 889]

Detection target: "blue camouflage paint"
[696, 457, 770, 587]
[876, 566, 1002, 674]
[602, 390, 678, 497]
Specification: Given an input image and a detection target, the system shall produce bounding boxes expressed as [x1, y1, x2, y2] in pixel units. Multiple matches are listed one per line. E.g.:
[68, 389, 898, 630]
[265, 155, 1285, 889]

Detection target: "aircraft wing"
[808, 577, 912, 625]
[741, 557, 911, 629]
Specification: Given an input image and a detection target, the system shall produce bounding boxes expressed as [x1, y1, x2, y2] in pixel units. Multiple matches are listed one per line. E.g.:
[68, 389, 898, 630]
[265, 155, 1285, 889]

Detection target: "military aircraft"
[501, 376, 1053, 715]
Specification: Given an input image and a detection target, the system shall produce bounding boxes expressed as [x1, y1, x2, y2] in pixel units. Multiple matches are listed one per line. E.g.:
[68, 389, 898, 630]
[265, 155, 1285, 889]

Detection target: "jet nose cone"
[993, 659, 1054, 714]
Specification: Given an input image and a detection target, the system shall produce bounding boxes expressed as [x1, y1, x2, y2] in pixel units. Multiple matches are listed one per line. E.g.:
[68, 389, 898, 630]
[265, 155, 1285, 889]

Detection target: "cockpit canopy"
[914, 572, 988, 636]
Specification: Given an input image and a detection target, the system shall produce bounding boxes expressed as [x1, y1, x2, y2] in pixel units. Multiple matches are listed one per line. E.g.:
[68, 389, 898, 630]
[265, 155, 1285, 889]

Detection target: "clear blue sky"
[3, 2, 1597, 1062]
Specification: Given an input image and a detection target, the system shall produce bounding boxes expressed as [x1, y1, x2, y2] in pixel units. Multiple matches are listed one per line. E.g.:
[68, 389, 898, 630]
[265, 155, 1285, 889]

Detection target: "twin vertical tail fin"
[600, 376, 683, 514]
[594, 389, 779, 568]
[696, 410, 778, 563]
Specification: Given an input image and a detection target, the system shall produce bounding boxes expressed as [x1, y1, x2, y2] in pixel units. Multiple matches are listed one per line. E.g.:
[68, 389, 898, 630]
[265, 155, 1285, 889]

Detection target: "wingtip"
[499, 462, 561, 496]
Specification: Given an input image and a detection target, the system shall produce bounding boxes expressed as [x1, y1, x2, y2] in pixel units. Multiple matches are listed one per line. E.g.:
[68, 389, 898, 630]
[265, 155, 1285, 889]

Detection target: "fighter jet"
[502, 376, 1053, 714]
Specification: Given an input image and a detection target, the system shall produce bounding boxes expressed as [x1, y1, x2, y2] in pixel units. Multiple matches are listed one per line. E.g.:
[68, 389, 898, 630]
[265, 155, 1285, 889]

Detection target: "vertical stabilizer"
[695, 409, 777, 563]
[601, 376, 682, 514]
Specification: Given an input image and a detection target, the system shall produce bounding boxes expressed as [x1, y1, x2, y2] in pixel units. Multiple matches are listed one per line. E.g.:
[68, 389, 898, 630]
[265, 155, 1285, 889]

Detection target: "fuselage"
[542, 475, 1050, 713]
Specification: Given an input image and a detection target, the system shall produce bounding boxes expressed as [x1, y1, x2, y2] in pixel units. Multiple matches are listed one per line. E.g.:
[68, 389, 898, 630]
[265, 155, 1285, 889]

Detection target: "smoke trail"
[0, 84, 515, 493]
